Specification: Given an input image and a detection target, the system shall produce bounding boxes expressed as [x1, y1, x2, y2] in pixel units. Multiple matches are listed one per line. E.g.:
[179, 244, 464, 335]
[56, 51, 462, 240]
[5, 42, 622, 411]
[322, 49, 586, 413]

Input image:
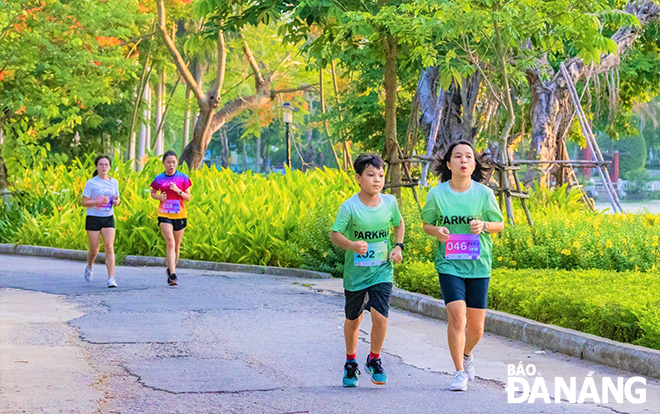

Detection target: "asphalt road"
[1, 255, 658, 413]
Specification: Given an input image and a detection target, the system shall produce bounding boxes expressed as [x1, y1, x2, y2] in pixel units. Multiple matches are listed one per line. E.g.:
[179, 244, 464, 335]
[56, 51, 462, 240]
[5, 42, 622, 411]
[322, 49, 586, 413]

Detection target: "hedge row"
[394, 261, 660, 350]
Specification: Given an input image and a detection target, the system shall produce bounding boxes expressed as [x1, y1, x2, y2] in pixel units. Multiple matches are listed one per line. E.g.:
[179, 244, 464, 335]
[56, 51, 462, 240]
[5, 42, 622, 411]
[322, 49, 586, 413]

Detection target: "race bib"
[161, 199, 181, 214]
[354, 241, 388, 267]
[96, 196, 113, 213]
[445, 234, 480, 260]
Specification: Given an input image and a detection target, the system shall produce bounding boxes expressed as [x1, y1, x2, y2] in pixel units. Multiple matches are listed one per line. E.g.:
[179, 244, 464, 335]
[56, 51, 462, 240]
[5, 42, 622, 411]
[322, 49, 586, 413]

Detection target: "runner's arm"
[178, 187, 191, 202]
[392, 217, 404, 245]
[423, 222, 450, 242]
[81, 196, 102, 207]
[331, 231, 366, 254]
[483, 221, 504, 234]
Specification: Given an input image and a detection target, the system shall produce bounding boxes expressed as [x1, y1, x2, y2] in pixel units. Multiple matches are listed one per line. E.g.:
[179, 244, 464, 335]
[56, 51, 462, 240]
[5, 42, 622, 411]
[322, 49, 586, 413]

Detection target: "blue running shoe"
[365, 356, 387, 385]
[342, 360, 360, 387]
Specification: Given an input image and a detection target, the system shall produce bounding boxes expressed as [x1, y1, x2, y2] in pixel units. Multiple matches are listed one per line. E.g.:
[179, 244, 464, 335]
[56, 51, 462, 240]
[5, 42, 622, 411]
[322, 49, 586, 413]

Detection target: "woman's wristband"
[483, 221, 489, 233]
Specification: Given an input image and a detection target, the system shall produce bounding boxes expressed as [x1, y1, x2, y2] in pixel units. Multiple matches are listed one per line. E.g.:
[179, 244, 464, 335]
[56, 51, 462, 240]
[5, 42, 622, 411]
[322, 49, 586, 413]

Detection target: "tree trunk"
[0, 128, 7, 191]
[180, 106, 213, 168]
[383, 35, 401, 199]
[157, 1, 312, 170]
[494, 19, 515, 224]
[242, 140, 248, 172]
[255, 133, 261, 173]
[529, 0, 660, 164]
[154, 70, 166, 156]
[418, 69, 482, 158]
[320, 67, 342, 169]
[137, 82, 152, 169]
[220, 126, 230, 168]
[183, 86, 191, 148]
[261, 130, 268, 172]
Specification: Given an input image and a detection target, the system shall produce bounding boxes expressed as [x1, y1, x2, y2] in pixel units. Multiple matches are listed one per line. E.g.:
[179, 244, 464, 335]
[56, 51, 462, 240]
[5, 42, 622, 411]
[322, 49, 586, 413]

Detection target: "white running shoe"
[450, 370, 468, 391]
[464, 354, 475, 381]
[107, 278, 117, 288]
[84, 267, 93, 282]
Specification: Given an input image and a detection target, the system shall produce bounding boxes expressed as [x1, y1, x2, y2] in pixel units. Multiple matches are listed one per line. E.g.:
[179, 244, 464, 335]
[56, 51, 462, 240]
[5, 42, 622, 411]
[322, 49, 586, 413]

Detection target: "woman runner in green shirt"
[421, 141, 504, 391]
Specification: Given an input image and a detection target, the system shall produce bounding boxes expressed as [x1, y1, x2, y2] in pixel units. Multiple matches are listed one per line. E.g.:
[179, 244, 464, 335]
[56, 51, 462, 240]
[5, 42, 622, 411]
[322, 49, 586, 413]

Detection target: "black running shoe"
[342, 361, 360, 387]
[168, 273, 178, 286]
[365, 356, 387, 385]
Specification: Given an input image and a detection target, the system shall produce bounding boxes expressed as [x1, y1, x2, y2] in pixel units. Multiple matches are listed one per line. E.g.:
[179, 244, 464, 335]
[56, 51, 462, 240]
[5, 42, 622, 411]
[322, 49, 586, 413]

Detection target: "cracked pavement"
[1, 254, 658, 413]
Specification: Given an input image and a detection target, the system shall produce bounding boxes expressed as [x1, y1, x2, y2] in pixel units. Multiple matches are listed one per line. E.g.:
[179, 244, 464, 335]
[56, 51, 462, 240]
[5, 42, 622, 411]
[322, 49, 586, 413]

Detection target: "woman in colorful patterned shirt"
[150, 150, 192, 286]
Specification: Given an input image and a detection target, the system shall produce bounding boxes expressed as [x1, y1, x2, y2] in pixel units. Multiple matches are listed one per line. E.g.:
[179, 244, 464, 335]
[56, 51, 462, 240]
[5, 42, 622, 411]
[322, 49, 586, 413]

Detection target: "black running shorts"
[158, 217, 187, 231]
[85, 215, 115, 231]
[344, 282, 393, 320]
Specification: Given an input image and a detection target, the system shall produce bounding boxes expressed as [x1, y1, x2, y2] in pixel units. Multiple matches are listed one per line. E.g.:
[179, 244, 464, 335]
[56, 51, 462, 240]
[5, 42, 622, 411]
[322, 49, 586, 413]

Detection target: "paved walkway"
[1, 255, 658, 413]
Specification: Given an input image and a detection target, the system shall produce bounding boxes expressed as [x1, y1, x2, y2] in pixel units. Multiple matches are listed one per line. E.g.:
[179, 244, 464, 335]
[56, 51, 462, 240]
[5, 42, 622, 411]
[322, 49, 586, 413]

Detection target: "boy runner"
[330, 154, 405, 387]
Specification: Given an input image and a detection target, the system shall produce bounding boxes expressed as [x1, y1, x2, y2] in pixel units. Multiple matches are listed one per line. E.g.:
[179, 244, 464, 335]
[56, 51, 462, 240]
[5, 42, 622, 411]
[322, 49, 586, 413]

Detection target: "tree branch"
[563, 0, 660, 82]
[208, 28, 227, 108]
[116, 31, 158, 48]
[240, 31, 266, 88]
[157, 0, 205, 104]
[270, 85, 315, 98]
[208, 84, 315, 135]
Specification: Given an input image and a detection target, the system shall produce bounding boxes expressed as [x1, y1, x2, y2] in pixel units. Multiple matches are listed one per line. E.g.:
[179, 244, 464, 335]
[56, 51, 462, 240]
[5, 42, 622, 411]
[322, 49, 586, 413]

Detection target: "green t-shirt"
[421, 181, 503, 278]
[331, 193, 403, 291]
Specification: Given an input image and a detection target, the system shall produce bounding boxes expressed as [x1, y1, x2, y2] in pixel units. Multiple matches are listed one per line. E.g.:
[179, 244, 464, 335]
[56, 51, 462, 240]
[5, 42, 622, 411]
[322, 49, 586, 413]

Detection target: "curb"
[0, 244, 331, 279]
[2, 244, 659, 379]
[390, 289, 660, 379]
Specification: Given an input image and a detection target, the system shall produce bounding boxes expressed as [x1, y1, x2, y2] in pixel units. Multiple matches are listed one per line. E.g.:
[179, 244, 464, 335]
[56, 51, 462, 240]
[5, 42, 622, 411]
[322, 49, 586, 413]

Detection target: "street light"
[281, 102, 298, 169]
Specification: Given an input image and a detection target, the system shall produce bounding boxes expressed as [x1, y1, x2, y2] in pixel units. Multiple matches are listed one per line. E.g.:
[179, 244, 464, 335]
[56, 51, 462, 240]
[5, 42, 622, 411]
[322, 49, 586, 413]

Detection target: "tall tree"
[156, 0, 313, 169]
[0, 0, 146, 185]
[413, 0, 650, 167]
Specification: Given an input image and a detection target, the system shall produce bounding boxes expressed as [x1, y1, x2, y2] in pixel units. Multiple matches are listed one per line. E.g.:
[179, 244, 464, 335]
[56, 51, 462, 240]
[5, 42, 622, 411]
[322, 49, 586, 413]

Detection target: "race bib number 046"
[445, 234, 480, 260]
[354, 240, 388, 267]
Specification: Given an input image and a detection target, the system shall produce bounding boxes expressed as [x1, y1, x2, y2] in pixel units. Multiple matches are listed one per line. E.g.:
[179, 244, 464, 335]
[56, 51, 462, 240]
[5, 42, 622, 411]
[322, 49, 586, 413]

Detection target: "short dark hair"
[432, 140, 491, 183]
[92, 155, 111, 178]
[162, 150, 178, 163]
[353, 154, 385, 175]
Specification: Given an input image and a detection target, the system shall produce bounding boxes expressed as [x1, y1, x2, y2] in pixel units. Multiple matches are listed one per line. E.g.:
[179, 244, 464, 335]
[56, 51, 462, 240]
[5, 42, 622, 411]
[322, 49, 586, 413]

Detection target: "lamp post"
[281, 102, 298, 169]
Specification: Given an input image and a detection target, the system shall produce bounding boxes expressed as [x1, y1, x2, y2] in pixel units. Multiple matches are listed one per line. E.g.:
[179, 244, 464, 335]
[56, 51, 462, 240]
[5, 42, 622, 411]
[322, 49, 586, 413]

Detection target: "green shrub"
[393, 260, 440, 299]
[494, 211, 660, 272]
[598, 132, 647, 176]
[393, 261, 660, 350]
[5, 156, 660, 275]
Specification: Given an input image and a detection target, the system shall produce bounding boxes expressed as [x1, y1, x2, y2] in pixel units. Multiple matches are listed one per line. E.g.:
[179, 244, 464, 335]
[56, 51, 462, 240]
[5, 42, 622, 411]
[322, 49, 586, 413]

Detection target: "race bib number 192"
[445, 234, 480, 260]
[354, 240, 388, 267]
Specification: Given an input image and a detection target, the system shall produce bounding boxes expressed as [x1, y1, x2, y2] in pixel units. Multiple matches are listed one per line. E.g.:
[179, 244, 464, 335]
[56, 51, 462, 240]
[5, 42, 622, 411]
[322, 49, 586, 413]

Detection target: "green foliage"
[0, 0, 147, 180]
[393, 260, 440, 299]
[494, 211, 660, 272]
[8, 159, 660, 275]
[598, 133, 648, 176]
[489, 267, 660, 350]
[3, 156, 359, 267]
[621, 167, 651, 199]
[393, 261, 660, 350]
[525, 182, 586, 214]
